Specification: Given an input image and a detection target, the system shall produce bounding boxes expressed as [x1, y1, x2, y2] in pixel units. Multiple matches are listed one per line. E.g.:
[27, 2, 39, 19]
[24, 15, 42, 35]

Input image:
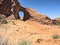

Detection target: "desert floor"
[0, 20, 60, 45]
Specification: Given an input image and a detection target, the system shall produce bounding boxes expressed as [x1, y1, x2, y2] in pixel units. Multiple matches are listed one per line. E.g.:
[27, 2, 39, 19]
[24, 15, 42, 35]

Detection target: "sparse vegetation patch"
[0, 37, 8, 45]
[0, 15, 8, 24]
[52, 34, 60, 39]
[19, 40, 32, 45]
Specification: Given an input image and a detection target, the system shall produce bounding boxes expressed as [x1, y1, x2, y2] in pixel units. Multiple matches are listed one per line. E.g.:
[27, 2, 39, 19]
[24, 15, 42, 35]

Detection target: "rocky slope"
[26, 8, 60, 25]
[53, 18, 60, 25]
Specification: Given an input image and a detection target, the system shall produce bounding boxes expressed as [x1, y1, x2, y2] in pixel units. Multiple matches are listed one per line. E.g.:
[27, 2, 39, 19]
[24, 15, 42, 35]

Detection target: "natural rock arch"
[13, 5, 31, 21]
[0, 0, 31, 21]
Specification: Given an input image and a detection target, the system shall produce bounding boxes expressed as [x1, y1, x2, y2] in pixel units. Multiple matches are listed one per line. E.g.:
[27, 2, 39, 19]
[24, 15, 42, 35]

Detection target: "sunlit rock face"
[26, 8, 53, 25]
[25, 8, 60, 25]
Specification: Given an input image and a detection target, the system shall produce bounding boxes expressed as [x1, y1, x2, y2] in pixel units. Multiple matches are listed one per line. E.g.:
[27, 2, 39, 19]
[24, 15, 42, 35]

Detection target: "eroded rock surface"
[0, 0, 60, 25]
[0, 0, 31, 20]
[26, 8, 53, 25]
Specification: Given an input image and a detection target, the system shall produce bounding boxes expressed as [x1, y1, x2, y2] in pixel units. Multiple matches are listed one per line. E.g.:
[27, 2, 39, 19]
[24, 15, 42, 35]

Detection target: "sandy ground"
[0, 20, 60, 45]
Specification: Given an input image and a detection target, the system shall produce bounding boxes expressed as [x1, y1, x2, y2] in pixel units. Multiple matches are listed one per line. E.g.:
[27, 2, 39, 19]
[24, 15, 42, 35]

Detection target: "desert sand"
[0, 20, 60, 45]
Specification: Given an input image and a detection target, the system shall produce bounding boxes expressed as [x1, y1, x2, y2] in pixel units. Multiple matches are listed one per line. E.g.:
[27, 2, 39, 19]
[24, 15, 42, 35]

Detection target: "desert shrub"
[0, 15, 8, 24]
[1, 19, 8, 24]
[16, 30, 19, 32]
[0, 37, 8, 45]
[19, 40, 32, 45]
[52, 34, 60, 39]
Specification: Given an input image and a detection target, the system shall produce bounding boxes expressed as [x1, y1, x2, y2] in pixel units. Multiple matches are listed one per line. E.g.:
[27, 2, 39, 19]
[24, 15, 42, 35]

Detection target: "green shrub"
[0, 15, 8, 24]
[52, 34, 60, 39]
[19, 40, 32, 45]
[1, 19, 8, 24]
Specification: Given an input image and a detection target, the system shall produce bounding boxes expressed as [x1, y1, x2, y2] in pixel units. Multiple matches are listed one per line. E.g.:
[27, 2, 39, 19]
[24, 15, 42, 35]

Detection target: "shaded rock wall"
[0, 0, 31, 20]
[0, 0, 12, 17]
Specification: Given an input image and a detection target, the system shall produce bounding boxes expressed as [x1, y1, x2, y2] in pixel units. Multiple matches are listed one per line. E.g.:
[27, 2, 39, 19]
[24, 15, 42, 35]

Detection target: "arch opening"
[19, 11, 24, 20]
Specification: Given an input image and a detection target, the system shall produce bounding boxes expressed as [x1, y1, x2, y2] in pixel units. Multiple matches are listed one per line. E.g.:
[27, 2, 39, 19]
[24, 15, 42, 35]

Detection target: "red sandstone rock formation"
[0, 0, 31, 20]
[0, 0, 60, 25]
[26, 8, 60, 25]
[26, 8, 53, 25]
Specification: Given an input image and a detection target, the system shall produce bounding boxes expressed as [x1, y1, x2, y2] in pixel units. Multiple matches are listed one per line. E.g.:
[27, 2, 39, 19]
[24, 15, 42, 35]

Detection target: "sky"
[18, 0, 60, 19]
